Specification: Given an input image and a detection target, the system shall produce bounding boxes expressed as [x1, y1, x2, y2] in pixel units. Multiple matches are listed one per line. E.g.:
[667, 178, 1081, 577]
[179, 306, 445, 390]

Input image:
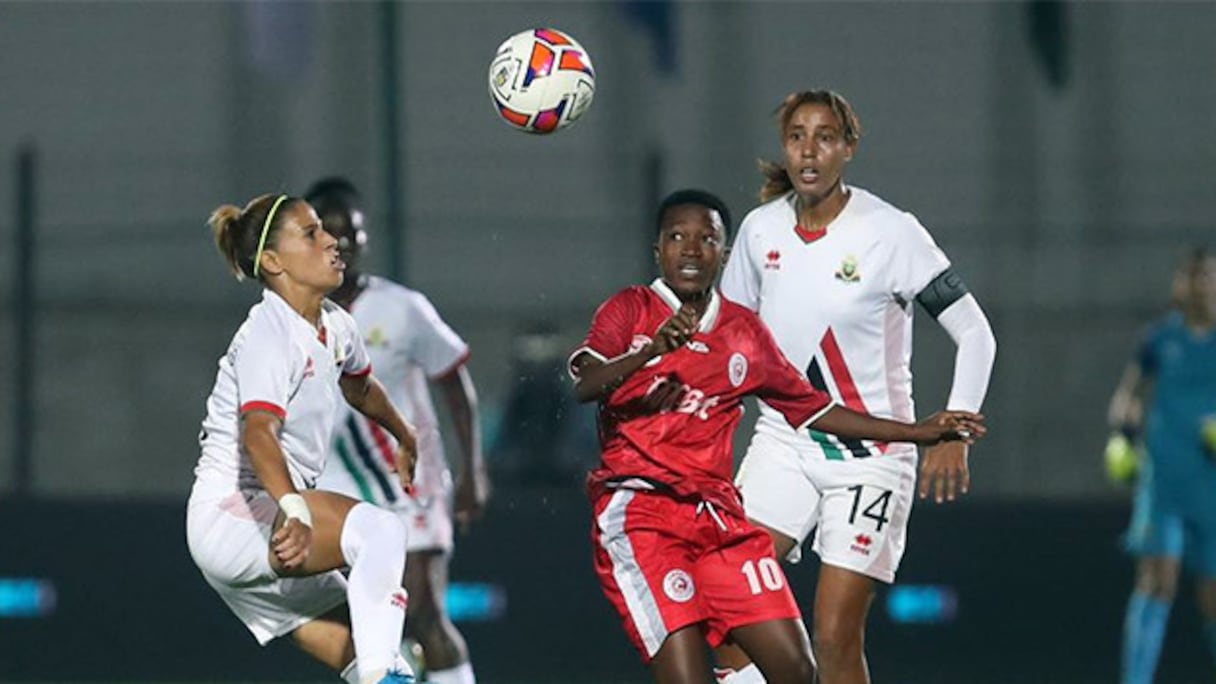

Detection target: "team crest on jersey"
[728, 352, 748, 388]
[366, 326, 388, 348]
[835, 254, 861, 283]
[302, 357, 316, 380]
[663, 569, 695, 603]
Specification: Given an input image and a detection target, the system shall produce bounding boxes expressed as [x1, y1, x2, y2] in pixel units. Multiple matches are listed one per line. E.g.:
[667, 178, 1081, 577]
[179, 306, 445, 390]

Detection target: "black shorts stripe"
[344, 414, 398, 503]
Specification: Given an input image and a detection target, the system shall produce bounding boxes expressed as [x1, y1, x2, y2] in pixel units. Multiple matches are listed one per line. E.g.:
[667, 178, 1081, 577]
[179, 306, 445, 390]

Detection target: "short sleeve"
[342, 314, 372, 377]
[750, 316, 834, 429]
[568, 289, 643, 378]
[889, 215, 951, 303]
[720, 214, 762, 311]
[235, 317, 296, 419]
[404, 292, 470, 379]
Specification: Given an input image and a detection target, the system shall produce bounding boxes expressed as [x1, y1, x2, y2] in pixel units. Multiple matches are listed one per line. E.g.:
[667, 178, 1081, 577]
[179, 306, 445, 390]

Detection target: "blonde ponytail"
[208, 204, 246, 280]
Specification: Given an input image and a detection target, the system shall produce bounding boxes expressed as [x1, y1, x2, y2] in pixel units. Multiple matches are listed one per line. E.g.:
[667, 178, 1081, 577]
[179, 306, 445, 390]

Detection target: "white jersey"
[194, 289, 371, 496]
[318, 276, 469, 507]
[720, 187, 950, 461]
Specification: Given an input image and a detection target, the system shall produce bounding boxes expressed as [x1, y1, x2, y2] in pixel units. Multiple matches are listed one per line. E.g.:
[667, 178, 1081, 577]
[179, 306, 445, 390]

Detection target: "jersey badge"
[834, 254, 861, 283]
[764, 249, 782, 270]
[303, 356, 316, 380]
[687, 340, 710, 353]
[366, 327, 388, 348]
[728, 352, 748, 388]
[663, 569, 696, 603]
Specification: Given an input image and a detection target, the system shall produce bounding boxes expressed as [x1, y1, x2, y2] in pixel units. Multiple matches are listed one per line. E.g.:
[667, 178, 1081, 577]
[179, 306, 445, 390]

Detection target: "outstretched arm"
[808, 405, 985, 446]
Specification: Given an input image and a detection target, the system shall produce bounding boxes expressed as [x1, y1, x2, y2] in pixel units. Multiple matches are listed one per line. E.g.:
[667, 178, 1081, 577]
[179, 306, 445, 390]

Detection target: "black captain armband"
[915, 268, 969, 319]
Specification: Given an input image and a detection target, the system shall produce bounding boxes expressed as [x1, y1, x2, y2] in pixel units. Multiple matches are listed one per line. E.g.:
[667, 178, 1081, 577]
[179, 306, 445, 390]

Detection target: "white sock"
[428, 662, 476, 684]
[340, 503, 409, 684]
[715, 663, 766, 684]
[340, 655, 415, 684]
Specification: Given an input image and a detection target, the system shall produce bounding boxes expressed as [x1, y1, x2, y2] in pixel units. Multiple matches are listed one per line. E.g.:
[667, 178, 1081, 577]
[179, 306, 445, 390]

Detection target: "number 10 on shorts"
[741, 557, 785, 595]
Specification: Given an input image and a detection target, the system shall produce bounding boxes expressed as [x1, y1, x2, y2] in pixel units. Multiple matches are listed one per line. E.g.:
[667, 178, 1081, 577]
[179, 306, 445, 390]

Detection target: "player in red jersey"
[569, 189, 985, 684]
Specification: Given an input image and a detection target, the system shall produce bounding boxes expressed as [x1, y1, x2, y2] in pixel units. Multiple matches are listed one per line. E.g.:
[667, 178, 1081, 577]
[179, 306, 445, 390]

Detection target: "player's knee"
[343, 503, 407, 562]
[811, 622, 862, 668]
[371, 505, 407, 550]
[781, 652, 816, 683]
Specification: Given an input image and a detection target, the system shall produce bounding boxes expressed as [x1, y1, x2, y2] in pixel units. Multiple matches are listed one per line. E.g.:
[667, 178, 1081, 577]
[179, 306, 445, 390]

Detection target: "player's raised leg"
[729, 620, 815, 684]
[713, 524, 801, 684]
[275, 491, 411, 684]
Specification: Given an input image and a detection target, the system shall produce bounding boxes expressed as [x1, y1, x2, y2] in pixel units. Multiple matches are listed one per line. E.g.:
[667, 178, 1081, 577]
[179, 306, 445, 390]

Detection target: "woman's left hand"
[919, 441, 970, 504]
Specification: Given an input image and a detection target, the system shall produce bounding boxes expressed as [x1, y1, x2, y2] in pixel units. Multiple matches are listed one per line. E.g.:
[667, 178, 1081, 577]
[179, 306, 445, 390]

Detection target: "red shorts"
[591, 488, 801, 661]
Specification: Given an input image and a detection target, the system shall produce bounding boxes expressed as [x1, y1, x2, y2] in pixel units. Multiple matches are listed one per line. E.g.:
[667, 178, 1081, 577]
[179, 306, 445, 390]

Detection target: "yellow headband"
[252, 194, 289, 278]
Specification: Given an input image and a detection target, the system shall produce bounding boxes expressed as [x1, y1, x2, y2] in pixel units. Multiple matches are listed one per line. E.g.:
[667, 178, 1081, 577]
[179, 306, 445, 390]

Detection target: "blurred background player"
[309, 178, 488, 684]
[1108, 248, 1216, 684]
[716, 89, 997, 684]
[570, 189, 985, 684]
[187, 193, 418, 684]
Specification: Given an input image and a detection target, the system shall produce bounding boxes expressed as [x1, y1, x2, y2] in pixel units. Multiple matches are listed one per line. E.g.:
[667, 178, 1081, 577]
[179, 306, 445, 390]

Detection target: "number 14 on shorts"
[847, 484, 892, 532]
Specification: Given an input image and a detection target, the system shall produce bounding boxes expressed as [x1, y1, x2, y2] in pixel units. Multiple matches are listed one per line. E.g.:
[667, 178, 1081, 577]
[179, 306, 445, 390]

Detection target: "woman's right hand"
[648, 304, 700, 356]
[271, 518, 313, 571]
[913, 411, 987, 445]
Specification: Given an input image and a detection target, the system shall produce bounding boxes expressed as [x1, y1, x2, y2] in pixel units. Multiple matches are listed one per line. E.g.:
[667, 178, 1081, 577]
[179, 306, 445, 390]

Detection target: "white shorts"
[735, 431, 917, 584]
[186, 485, 348, 645]
[396, 489, 454, 554]
[317, 465, 454, 554]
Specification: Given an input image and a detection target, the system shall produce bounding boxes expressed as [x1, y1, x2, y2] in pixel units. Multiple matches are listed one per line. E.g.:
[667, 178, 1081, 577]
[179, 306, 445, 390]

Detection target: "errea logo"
[764, 249, 781, 270]
[850, 533, 874, 556]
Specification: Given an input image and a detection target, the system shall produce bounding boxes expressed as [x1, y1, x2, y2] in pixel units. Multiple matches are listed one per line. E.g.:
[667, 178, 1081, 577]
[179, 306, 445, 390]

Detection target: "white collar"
[649, 278, 722, 333]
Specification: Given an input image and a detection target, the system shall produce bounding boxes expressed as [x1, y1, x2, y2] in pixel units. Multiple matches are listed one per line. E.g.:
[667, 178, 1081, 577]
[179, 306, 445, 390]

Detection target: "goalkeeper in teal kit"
[1107, 248, 1216, 684]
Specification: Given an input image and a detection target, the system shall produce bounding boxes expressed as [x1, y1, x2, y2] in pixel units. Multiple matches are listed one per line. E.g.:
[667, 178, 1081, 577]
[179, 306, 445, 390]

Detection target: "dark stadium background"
[2, 2, 1214, 682]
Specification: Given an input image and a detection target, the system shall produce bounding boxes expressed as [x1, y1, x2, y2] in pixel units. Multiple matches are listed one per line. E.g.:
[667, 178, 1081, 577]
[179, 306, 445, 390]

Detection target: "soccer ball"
[488, 28, 596, 134]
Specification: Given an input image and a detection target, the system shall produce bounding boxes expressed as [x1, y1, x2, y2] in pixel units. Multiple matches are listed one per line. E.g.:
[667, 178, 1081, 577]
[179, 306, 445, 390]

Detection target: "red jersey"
[570, 279, 834, 511]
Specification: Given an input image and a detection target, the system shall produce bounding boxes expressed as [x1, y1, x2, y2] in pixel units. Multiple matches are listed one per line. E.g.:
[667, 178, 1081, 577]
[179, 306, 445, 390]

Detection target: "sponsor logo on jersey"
[764, 249, 782, 270]
[834, 254, 861, 283]
[686, 340, 710, 353]
[728, 352, 748, 388]
[835, 254, 861, 283]
[663, 569, 696, 603]
[645, 375, 722, 420]
[850, 533, 873, 556]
